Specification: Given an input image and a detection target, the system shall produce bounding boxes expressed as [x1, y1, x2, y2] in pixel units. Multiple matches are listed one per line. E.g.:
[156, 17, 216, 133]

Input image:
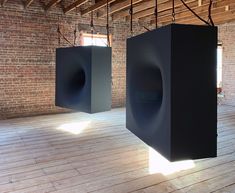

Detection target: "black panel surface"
[56, 46, 111, 113]
[126, 24, 217, 161]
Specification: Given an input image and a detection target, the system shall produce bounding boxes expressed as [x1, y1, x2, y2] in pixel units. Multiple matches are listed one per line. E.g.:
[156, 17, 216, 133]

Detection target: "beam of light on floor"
[148, 147, 195, 175]
[57, 121, 91, 135]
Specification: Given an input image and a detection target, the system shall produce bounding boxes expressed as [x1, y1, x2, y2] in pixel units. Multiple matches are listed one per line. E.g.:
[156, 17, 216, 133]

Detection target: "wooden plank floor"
[0, 106, 234, 193]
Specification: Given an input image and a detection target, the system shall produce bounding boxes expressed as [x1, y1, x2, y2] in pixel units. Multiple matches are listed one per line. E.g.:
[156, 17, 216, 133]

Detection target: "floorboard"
[0, 106, 234, 193]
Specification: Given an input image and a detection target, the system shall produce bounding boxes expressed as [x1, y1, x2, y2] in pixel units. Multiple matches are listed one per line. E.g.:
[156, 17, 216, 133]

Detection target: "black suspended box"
[56, 46, 112, 113]
[126, 24, 217, 161]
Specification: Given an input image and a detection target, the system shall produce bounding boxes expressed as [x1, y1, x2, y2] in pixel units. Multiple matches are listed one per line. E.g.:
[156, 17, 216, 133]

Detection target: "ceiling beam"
[132, 0, 231, 21]
[149, 0, 234, 25]
[45, 0, 61, 11]
[112, 0, 196, 20]
[111, 0, 155, 19]
[64, 0, 88, 14]
[99, 0, 169, 18]
[98, 0, 146, 17]
[81, 0, 116, 16]
[159, 11, 235, 26]
[125, 0, 196, 21]
[24, 0, 34, 8]
[198, 0, 202, 6]
[163, 5, 235, 25]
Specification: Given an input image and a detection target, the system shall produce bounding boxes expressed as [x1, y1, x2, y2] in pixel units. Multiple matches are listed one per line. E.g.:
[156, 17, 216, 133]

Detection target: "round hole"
[130, 64, 163, 127]
[67, 68, 86, 96]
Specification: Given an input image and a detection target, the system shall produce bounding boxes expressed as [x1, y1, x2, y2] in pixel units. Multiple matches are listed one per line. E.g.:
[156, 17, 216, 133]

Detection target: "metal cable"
[129, 0, 133, 36]
[57, 15, 61, 46]
[208, 0, 215, 26]
[155, 0, 158, 28]
[172, 0, 175, 23]
[91, 11, 94, 45]
[179, 0, 211, 26]
[74, 24, 77, 46]
[143, 26, 151, 31]
[57, 25, 61, 46]
[106, 0, 111, 47]
[57, 26, 74, 46]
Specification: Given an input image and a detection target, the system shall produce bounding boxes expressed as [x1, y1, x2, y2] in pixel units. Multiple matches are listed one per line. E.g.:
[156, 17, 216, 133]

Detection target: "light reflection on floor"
[148, 147, 195, 175]
[57, 121, 91, 135]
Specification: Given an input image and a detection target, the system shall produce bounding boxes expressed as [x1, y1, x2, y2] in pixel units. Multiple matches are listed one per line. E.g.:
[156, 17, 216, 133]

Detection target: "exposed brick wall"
[0, 1, 130, 119]
[1, 1, 234, 119]
[218, 22, 235, 105]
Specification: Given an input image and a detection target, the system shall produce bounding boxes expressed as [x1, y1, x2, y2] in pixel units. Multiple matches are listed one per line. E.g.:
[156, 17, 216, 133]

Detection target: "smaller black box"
[56, 46, 112, 113]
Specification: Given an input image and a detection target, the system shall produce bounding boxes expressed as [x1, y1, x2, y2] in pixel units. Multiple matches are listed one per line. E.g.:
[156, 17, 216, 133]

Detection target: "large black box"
[56, 46, 112, 113]
[126, 24, 217, 161]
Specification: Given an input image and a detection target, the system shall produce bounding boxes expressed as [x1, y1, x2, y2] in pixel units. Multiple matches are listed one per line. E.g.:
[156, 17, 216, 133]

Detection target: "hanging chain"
[57, 25, 61, 46]
[129, 0, 133, 36]
[56, 13, 74, 47]
[90, 11, 94, 45]
[57, 15, 61, 46]
[154, 0, 158, 29]
[208, 0, 214, 26]
[179, 0, 211, 26]
[172, 0, 175, 23]
[106, 0, 110, 47]
[57, 25, 74, 46]
[74, 24, 77, 46]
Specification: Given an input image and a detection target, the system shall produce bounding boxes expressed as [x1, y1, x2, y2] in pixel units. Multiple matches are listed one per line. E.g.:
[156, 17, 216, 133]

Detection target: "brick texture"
[218, 22, 235, 105]
[0, 1, 234, 119]
[0, 1, 132, 119]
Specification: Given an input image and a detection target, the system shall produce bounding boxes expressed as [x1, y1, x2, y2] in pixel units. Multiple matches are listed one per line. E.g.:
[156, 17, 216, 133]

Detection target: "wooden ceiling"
[1, 0, 235, 25]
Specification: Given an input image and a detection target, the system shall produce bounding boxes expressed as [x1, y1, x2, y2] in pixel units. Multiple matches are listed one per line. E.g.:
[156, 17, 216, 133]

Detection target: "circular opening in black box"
[130, 65, 163, 125]
[68, 68, 86, 95]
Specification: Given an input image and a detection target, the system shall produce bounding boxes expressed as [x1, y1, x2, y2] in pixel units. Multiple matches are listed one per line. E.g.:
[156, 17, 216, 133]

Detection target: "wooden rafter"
[125, 0, 222, 21]
[198, 0, 202, 6]
[113, 0, 233, 23]
[81, 0, 116, 16]
[113, 0, 197, 20]
[161, 4, 235, 25]
[112, 0, 154, 20]
[0, 0, 233, 26]
[112, 0, 189, 20]
[45, 0, 61, 11]
[129, 0, 197, 20]
[149, 0, 234, 25]
[24, 0, 34, 8]
[64, 0, 88, 14]
[99, 0, 169, 18]
[97, 0, 146, 17]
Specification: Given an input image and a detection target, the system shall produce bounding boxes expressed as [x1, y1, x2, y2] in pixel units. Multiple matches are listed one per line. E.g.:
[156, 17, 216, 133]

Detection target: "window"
[217, 45, 222, 90]
[80, 33, 110, 47]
